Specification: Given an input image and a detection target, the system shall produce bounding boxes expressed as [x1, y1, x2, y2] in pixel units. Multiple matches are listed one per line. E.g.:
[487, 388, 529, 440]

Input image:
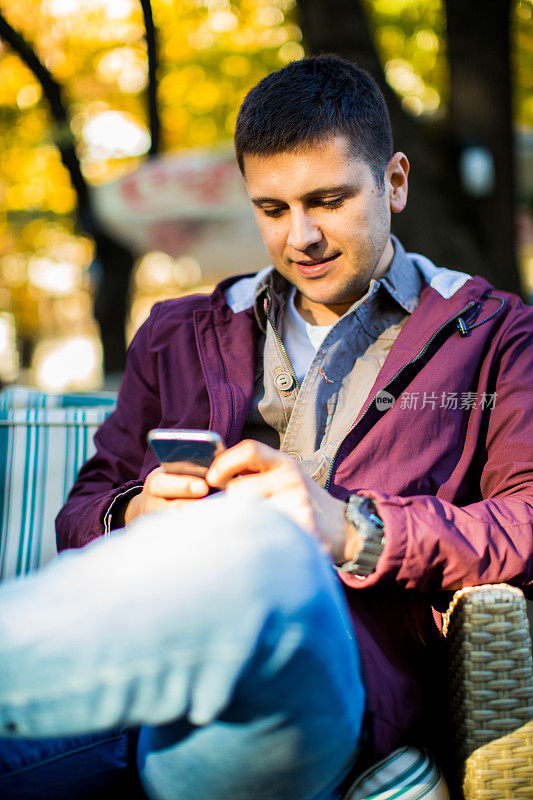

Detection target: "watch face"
[342, 495, 385, 576]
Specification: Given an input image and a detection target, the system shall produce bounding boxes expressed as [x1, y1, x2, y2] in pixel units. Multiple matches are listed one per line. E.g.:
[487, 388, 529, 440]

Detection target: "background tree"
[297, 0, 521, 294]
[0, 0, 529, 385]
[0, 0, 306, 378]
[93, 0, 161, 374]
[0, 1, 163, 373]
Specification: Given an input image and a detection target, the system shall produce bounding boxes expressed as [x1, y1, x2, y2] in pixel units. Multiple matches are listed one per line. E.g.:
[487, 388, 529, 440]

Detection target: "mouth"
[292, 253, 340, 277]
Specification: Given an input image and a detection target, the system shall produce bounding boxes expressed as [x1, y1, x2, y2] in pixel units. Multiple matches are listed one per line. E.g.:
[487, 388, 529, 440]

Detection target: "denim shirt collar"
[380, 235, 421, 314]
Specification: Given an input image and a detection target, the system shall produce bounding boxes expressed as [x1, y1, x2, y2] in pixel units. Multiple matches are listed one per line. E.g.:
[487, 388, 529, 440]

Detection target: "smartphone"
[147, 429, 226, 477]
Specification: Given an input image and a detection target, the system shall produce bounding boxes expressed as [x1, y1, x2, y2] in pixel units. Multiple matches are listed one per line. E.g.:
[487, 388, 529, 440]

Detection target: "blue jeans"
[0, 495, 365, 799]
[0, 728, 142, 799]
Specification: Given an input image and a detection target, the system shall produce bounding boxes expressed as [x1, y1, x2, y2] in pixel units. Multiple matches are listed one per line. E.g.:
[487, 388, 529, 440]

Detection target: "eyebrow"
[250, 183, 356, 205]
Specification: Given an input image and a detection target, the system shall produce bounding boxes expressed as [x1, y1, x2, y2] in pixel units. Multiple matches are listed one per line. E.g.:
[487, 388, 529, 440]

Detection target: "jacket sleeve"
[340, 304, 533, 593]
[56, 308, 163, 551]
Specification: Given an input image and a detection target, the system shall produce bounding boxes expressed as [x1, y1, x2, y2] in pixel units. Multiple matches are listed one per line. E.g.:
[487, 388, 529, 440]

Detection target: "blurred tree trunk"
[91, 0, 161, 375]
[141, 0, 161, 157]
[0, 1, 162, 375]
[296, 0, 520, 294]
[0, 12, 135, 374]
[446, 0, 518, 292]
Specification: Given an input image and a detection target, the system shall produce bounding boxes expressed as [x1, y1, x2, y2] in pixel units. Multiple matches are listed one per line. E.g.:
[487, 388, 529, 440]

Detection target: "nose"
[287, 208, 322, 251]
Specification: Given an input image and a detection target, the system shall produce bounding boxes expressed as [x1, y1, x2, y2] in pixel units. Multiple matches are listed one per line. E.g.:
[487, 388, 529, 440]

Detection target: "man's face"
[243, 135, 408, 325]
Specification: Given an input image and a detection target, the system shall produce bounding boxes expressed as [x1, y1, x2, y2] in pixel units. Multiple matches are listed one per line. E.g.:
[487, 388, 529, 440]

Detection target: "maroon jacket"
[56, 256, 533, 759]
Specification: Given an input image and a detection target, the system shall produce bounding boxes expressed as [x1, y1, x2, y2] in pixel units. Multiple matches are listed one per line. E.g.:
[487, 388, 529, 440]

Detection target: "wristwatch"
[337, 494, 385, 577]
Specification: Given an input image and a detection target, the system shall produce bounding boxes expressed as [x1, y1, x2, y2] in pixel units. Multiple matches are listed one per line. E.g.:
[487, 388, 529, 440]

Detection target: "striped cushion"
[0, 385, 117, 410]
[344, 747, 449, 800]
[0, 407, 112, 582]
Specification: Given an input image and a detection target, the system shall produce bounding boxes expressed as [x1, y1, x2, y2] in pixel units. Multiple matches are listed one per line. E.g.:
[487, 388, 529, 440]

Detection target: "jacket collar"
[212, 240, 497, 369]
[217, 235, 467, 324]
[200, 249, 501, 446]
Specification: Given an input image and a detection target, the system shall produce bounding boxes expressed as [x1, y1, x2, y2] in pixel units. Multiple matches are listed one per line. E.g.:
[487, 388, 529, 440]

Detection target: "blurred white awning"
[91, 145, 269, 279]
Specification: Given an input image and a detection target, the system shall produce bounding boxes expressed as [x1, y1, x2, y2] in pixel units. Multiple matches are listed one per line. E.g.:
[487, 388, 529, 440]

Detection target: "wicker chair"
[340, 585, 533, 800]
[444, 584, 533, 800]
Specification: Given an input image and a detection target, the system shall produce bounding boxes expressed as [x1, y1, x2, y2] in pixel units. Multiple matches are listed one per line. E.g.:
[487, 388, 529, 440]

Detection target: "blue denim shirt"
[243, 236, 423, 485]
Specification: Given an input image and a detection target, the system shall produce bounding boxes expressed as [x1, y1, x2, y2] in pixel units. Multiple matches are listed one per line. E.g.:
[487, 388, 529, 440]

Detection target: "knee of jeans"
[140, 495, 361, 733]
[132, 494, 351, 653]
[189, 494, 337, 608]
[200, 497, 354, 656]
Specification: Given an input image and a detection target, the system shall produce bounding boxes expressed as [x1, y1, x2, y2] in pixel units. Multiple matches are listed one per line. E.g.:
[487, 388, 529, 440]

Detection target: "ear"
[386, 152, 409, 214]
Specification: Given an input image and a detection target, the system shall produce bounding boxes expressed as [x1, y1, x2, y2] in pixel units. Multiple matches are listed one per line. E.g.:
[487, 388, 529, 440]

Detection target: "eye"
[261, 206, 285, 218]
[317, 197, 344, 209]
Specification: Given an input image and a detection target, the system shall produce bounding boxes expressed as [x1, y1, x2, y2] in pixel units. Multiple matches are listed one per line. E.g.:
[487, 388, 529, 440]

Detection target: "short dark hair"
[234, 54, 393, 190]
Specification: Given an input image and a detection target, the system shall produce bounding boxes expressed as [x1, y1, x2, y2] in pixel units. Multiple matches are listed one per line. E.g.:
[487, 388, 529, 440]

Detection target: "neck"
[294, 297, 349, 325]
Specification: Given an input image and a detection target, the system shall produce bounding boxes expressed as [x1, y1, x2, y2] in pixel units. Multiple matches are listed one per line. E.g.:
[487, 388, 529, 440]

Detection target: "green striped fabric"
[0, 407, 112, 582]
[0, 385, 117, 410]
[344, 747, 449, 800]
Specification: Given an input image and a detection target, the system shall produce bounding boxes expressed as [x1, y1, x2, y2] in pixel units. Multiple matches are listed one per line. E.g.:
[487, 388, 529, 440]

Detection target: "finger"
[152, 497, 200, 511]
[224, 467, 302, 498]
[137, 496, 202, 518]
[207, 440, 290, 487]
[146, 469, 209, 499]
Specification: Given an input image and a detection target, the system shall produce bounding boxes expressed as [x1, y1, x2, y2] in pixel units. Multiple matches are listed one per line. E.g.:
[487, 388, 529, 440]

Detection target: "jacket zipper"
[264, 296, 301, 393]
[324, 300, 478, 491]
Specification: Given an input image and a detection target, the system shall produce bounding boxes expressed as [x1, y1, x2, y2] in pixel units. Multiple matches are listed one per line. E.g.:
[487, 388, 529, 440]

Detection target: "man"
[2, 54, 533, 799]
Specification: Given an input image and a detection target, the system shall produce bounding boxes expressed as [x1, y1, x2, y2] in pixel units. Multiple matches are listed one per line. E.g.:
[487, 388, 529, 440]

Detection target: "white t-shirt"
[279, 289, 333, 384]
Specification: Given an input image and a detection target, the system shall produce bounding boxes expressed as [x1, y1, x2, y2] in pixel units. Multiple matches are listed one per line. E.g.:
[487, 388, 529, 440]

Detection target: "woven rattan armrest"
[443, 584, 533, 800]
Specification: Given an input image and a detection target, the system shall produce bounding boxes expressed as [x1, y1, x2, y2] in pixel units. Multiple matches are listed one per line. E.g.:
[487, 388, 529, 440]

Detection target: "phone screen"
[147, 430, 225, 476]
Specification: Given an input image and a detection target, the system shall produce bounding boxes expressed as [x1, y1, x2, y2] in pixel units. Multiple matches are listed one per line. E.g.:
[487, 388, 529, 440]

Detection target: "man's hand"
[124, 467, 209, 526]
[206, 440, 360, 565]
